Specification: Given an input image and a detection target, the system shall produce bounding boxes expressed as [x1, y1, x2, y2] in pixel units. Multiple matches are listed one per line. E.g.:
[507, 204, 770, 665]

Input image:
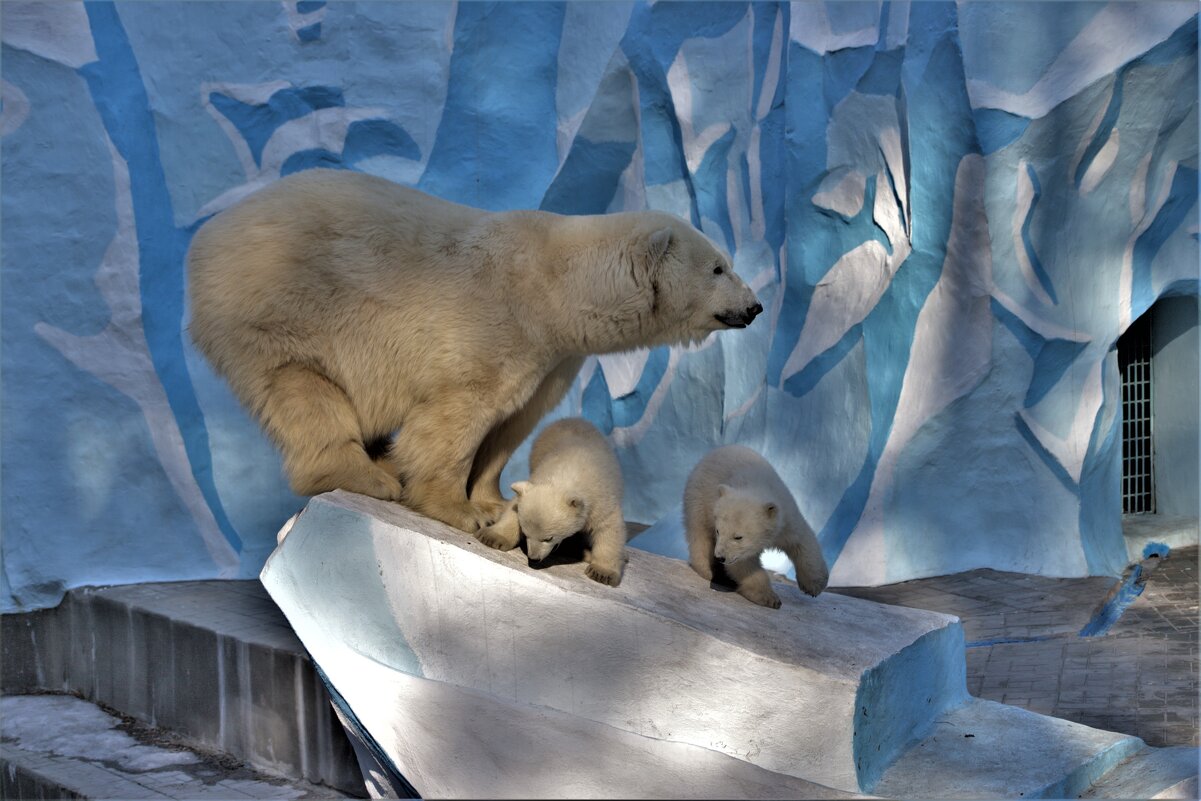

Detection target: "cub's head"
[630, 213, 762, 346]
[511, 480, 588, 562]
[712, 485, 781, 565]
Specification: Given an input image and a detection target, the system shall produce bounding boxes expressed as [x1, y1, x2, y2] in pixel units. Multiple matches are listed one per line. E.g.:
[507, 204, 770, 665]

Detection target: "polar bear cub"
[684, 446, 828, 608]
[476, 418, 627, 586]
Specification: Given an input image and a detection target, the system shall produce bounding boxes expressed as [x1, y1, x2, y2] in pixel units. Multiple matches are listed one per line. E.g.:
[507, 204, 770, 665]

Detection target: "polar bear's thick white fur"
[475, 418, 627, 586]
[187, 169, 761, 532]
[684, 446, 828, 608]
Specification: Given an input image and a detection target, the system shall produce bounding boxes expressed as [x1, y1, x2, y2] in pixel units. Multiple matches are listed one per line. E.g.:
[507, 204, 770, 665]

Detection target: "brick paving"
[834, 546, 1199, 748]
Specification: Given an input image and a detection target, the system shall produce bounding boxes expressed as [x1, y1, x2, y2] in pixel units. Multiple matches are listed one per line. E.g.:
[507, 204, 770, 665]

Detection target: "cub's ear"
[646, 227, 673, 268]
[716, 484, 730, 498]
[510, 481, 531, 497]
[567, 495, 587, 512]
[764, 502, 778, 520]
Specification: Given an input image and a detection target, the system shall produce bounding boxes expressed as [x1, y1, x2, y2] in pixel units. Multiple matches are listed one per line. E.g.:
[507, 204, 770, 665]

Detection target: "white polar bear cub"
[476, 418, 627, 586]
[684, 445, 828, 608]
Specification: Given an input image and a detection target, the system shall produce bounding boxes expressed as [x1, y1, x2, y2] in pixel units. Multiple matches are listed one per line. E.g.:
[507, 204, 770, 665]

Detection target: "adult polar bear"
[188, 169, 762, 532]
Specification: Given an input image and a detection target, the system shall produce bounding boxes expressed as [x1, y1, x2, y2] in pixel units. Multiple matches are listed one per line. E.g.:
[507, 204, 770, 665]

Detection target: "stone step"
[0, 694, 346, 800]
[1081, 745, 1201, 800]
[262, 491, 972, 795]
[1, 581, 362, 794]
[872, 698, 1143, 799]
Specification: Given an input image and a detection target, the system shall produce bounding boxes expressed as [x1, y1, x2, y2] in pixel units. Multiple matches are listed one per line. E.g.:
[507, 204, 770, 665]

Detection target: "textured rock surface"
[2, 3, 1197, 609]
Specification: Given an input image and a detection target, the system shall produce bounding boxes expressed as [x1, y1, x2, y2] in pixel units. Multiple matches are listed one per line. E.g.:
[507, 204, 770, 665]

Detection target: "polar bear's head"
[711, 485, 781, 565]
[511, 480, 588, 562]
[635, 214, 764, 346]
[563, 212, 763, 352]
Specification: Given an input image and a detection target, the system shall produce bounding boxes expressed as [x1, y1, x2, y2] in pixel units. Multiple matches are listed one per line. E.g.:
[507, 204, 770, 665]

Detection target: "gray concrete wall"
[1152, 296, 1200, 518]
[1, 582, 363, 795]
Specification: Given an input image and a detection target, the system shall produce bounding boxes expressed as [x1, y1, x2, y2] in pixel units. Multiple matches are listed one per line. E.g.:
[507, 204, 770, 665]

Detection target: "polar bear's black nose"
[748, 303, 763, 319]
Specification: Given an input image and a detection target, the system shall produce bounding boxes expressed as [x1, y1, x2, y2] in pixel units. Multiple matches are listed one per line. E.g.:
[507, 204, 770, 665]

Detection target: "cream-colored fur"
[684, 446, 828, 608]
[476, 418, 627, 586]
[187, 169, 761, 532]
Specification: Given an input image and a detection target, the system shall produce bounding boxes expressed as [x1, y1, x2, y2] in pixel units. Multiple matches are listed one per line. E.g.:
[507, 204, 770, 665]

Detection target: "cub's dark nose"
[716, 556, 727, 564]
[748, 302, 763, 320]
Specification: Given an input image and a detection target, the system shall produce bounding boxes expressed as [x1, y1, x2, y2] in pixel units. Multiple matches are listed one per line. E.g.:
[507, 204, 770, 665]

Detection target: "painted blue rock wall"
[2, 1, 1197, 608]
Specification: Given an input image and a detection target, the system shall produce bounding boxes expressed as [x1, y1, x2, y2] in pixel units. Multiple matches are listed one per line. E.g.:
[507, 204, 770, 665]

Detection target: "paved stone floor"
[834, 546, 1199, 748]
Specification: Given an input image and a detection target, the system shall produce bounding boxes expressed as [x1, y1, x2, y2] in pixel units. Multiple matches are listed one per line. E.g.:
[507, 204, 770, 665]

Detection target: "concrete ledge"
[0, 694, 344, 800]
[873, 698, 1144, 799]
[1, 582, 361, 794]
[263, 491, 969, 794]
[1123, 514, 1200, 561]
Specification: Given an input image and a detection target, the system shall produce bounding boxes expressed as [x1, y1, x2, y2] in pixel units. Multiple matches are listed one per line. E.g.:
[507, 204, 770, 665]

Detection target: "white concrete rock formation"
[262, 491, 1147, 799]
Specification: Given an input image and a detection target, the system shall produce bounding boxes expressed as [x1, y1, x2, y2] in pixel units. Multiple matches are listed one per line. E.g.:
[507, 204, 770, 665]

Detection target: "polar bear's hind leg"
[261, 363, 403, 501]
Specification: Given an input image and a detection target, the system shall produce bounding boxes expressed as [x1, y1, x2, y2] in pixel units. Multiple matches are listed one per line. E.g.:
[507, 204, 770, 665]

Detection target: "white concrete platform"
[261, 491, 966, 795]
[262, 491, 1184, 799]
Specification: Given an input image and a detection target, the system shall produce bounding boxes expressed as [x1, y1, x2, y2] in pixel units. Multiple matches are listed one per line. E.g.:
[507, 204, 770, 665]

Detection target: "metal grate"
[1119, 312, 1155, 514]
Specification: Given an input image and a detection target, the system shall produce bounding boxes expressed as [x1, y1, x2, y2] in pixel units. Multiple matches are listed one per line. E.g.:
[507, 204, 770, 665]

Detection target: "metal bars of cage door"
[1119, 313, 1155, 514]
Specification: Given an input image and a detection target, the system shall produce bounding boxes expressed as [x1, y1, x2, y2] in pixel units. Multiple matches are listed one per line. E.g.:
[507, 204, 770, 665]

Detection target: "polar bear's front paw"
[740, 584, 782, 609]
[476, 524, 519, 551]
[424, 500, 493, 533]
[585, 562, 623, 587]
[472, 498, 507, 528]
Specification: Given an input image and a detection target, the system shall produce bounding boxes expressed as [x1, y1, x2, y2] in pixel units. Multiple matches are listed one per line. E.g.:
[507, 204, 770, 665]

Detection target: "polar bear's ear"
[510, 481, 531, 497]
[764, 502, 778, 520]
[646, 228, 674, 268]
[716, 484, 730, 498]
[567, 495, 587, 512]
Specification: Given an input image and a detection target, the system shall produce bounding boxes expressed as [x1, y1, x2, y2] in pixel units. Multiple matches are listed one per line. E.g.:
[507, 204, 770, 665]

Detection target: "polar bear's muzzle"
[715, 302, 763, 329]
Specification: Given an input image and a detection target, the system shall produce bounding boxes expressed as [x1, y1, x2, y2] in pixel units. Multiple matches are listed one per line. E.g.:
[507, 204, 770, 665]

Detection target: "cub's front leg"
[584, 512, 627, 587]
[724, 556, 781, 609]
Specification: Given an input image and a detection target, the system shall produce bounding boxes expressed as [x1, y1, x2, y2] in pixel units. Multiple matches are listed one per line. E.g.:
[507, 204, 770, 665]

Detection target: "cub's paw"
[475, 524, 519, 551]
[740, 585, 782, 609]
[585, 563, 623, 587]
[797, 571, 828, 598]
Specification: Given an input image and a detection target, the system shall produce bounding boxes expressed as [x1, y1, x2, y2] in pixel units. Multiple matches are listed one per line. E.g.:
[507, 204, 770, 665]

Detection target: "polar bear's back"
[188, 170, 482, 301]
[684, 445, 799, 521]
[529, 418, 621, 502]
[185, 170, 519, 405]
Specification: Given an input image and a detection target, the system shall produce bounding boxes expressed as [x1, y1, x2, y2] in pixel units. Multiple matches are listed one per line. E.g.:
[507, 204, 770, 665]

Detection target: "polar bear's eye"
[541, 537, 553, 543]
[713, 265, 724, 275]
[733, 535, 743, 541]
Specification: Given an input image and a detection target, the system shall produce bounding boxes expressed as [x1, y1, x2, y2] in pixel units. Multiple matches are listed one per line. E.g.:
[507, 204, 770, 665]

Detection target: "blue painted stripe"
[1019, 162, 1058, 304]
[1073, 70, 1124, 190]
[1015, 412, 1080, 495]
[81, 2, 242, 552]
[1132, 166, 1199, 319]
[783, 324, 862, 398]
[612, 347, 670, 429]
[296, 22, 321, 42]
[1079, 544, 1169, 637]
[817, 454, 876, 567]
